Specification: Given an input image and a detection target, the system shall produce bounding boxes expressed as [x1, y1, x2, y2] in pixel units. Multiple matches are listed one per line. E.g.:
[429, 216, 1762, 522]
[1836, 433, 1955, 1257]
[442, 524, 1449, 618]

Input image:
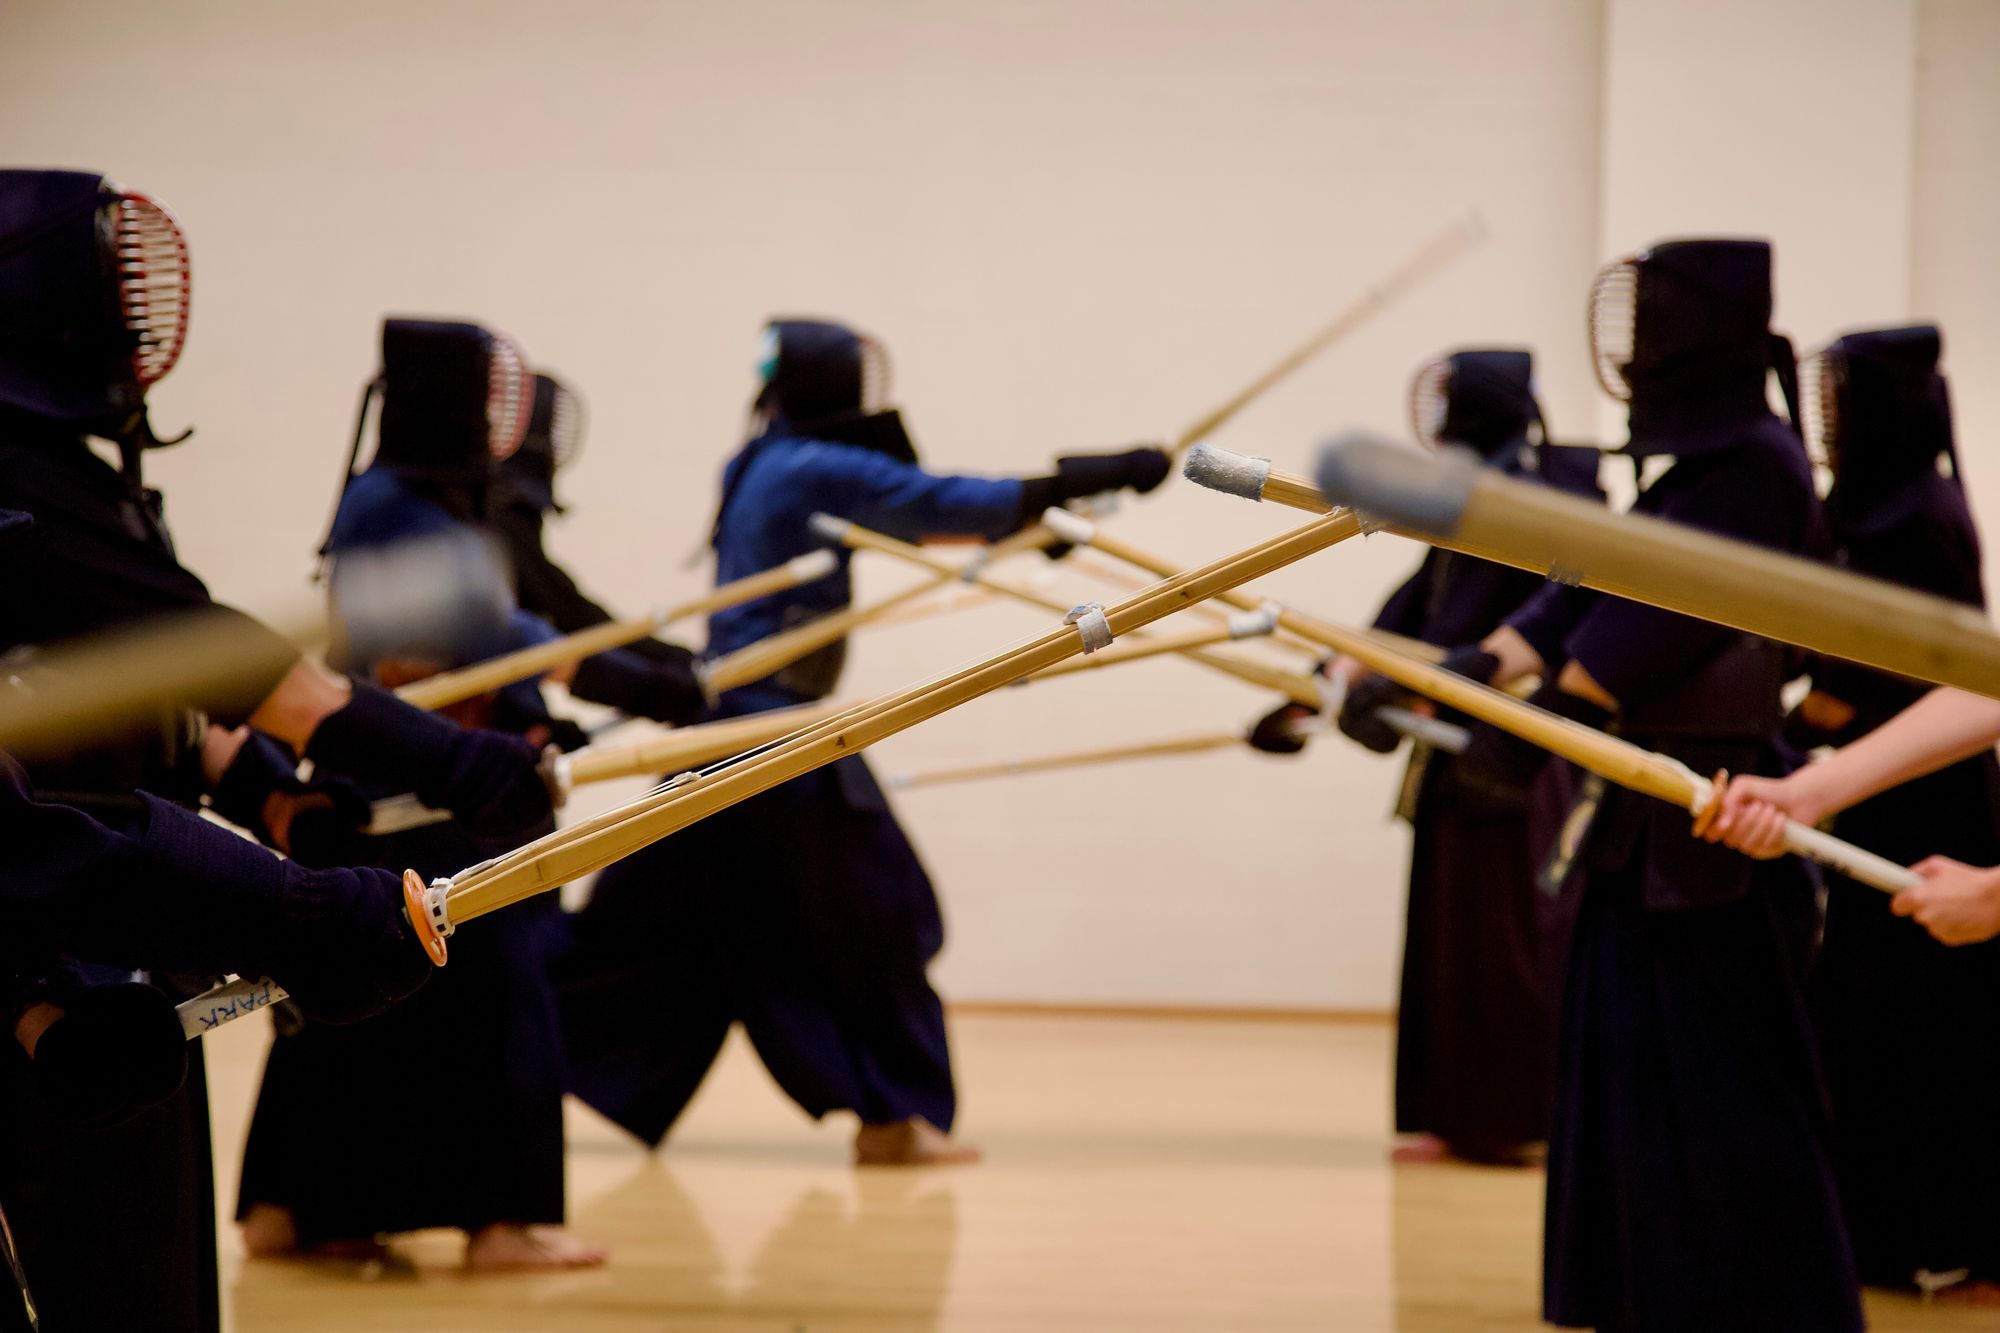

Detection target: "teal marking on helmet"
[755, 327, 781, 382]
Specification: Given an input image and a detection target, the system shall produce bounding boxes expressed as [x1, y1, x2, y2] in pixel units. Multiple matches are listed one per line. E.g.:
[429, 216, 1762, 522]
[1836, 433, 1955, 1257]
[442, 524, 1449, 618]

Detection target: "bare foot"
[302, 1239, 395, 1264]
[853, 1117, 983, 1166]
[1932, 1276, 2000, 1306]
[1390, 1135, 1448, 1164]
[241, 1205, 391, 1264]
[1445, 1139, 1546, 1168]
[240, 1204, 299, 1259]
[464, 1223, 610, 1272]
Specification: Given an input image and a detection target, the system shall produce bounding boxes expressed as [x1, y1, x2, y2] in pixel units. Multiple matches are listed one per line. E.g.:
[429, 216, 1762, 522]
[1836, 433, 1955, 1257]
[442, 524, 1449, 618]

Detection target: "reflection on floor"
[203, 1012, 1990, 1332]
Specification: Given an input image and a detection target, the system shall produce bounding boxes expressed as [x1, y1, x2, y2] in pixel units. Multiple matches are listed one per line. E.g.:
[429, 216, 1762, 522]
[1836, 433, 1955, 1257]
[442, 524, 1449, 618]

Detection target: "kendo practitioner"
[1464, 241, 1862, 1330]
[235, 319, 607, 1271]
[558, 317, 1172, 1164]
[0, 740, 437, 1333]
[1711, 327, 2000, 1299]
[490, 372, 707, 731]
[1251, 349, 1602, 1166]
[0, 170, 563, 1329]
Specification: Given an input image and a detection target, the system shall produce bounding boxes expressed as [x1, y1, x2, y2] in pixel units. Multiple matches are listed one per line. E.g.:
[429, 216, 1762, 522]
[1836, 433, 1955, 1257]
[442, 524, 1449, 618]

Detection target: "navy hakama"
[1373, 533, 1572, 1155]
[1508, 430, 1862, 1332]
[560, 723, 955, 1144]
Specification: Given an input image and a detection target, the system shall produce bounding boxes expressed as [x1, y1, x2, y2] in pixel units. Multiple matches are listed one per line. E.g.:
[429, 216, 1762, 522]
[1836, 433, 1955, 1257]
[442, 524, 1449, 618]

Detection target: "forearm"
[1325, 654, 1369, 689]
[1796, 686, 2000, 819]
[1479, 625, 1545, 688]
[1556, 659, 1619, 711]
[247, 659, 354, 753]
[509, 534, 619, 635]
[12, 1000, 60, 1057]
[852, 471, 1025, 542]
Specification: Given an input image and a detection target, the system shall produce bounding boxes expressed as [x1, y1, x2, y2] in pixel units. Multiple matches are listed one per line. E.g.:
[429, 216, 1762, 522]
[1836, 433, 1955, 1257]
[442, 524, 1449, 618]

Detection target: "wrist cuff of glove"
[1507, 617, 1569, 677]
[1053, 454, 1112, 489]
[260, 862, 432, 1025]
[1051, 454, 1131, 503]
[1015, 475, 1059, 527]
[209, 731, 302, 838]
[1525, 674, 1614, 732]
[572, 651, 707, 726]
[1335, 685, 1405, 754]
[134, 794, 291, 952]
[137, 792, 289, 906]
[304, 682, 456, 790]
[1249, 700, 1317, 754]
[1438, 646, 1500, 685]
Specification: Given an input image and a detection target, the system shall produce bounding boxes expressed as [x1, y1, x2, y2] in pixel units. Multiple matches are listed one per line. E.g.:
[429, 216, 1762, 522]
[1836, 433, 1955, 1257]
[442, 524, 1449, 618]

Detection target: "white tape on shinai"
[1063, 603, 1114, 654]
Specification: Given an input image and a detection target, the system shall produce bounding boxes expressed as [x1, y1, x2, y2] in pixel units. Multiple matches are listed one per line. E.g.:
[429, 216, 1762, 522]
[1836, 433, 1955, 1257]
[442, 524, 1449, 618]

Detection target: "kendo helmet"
[1806, 324, 1958, 537]
[316, 318, 532, 560]
[500, 372, 583, 514]
[753, 317, 915, 463]
[0, 169, 190, 444]
[1408, 346, 1599, 496]
[1408, 348, 1540, 459]
[1586, 238, 1795, 457]
[1587, 240, 1771, 402]
[374, 318, 532, 473]
[755, 318, 887, 422]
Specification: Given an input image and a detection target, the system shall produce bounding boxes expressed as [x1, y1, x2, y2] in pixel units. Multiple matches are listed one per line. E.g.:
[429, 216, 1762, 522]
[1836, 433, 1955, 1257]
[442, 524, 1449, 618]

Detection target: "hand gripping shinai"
[1189, 435, 2000, 701]
[175, 870, 440, 1039]
[178, 509, 1362, 1037]
[1178, 446, 1922, 893]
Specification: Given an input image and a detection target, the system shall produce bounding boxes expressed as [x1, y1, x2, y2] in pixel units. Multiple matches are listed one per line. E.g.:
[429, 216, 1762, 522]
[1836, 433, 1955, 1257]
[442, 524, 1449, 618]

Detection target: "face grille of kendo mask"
[1407, 357, 1452, 450]
[858, 335, 891, 414]
[1797, 346, 1843, 472]
[112, 192, 190, 388]
[1587, 257, 1640, 401]
[485, 334, 531, 460]
[547, 381, 583, 470]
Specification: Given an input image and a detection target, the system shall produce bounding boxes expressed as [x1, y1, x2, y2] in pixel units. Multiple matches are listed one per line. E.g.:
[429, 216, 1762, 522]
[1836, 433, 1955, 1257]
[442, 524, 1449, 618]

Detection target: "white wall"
[1596, 0, 1917, 453]
[1599, 0, 1915, 342]
[1913, 0, 2000, 596]
[0, 0, 1983, 1009]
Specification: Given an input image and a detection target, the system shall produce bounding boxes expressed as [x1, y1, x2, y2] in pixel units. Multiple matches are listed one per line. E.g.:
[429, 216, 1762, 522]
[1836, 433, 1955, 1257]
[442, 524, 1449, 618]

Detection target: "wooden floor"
[202, 1012, 1990, 1332]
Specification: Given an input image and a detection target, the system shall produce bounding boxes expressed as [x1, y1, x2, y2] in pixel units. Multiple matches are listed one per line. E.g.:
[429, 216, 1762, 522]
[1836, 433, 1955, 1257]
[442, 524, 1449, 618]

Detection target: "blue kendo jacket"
[324, 468, 559, 700]
[707, 431, 1024, 704]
